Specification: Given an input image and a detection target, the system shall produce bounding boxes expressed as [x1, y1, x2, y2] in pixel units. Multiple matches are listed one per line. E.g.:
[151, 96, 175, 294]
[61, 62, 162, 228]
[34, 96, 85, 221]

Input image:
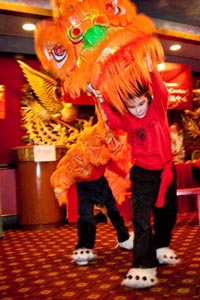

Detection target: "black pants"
[130, 165, 177, 268]
[76, 176, 129, 249]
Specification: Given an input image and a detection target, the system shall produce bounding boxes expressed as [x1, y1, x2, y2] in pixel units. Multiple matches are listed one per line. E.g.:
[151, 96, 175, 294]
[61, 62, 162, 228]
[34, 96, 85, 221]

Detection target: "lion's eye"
[54, 45, 65, 55]
[51, 45, 67, 62]
[68, 26, 83, 43]
[105, 2, 120, 15]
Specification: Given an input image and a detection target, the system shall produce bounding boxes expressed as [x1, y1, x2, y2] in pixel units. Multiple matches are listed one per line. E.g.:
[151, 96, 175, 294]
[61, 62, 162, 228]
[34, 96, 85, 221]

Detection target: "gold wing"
[18, 60, 63, 114]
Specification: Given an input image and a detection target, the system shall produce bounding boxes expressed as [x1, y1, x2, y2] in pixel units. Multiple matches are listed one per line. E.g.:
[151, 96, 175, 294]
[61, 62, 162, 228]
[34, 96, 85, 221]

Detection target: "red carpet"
[0, 213, 200, 300]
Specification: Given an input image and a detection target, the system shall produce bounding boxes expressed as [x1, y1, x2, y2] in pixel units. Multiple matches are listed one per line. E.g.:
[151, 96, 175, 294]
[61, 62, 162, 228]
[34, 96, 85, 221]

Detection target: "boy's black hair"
[127, 82, 152, 104]
[135, 81, 149, 97]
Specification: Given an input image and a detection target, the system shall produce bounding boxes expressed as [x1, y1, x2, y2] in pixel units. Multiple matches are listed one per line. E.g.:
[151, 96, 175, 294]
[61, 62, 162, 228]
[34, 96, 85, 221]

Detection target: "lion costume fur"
[34, 0, 164, 210]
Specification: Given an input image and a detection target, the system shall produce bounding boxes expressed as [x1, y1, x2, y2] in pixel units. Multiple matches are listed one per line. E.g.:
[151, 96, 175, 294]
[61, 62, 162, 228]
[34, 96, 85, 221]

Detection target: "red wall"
[0, 56, 40, 164]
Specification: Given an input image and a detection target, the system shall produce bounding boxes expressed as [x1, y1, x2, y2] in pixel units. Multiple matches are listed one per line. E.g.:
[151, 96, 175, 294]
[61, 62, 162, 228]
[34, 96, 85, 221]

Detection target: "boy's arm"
[88, 83, 125, 130]
[145, 53, 168, 108]
[150, 70, 169, 110]
[101, 101, 125, 130]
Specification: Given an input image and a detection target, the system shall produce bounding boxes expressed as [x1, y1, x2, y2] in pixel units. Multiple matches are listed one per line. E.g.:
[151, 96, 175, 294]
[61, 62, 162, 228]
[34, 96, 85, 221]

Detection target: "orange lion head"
[35, 0, 164, 114]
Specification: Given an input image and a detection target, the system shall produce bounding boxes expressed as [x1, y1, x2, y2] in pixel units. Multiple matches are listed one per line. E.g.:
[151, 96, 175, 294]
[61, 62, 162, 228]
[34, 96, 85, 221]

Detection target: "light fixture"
[169, 44, 181, 51]
[22, 23, 36, 31]
[157, 63, 166, 71]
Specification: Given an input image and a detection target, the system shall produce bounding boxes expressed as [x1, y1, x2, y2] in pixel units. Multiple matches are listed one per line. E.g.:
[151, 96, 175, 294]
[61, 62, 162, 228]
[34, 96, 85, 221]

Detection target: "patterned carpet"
[0, 213, 200, 300]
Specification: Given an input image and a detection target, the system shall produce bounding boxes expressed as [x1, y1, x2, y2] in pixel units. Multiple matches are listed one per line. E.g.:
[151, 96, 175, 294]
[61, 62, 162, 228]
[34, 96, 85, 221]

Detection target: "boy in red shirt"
[99, 57, 180, 288]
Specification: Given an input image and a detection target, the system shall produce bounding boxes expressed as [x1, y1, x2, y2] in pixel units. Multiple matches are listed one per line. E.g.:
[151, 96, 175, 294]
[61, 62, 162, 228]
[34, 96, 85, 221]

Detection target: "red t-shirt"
[102, 70, 172, 171]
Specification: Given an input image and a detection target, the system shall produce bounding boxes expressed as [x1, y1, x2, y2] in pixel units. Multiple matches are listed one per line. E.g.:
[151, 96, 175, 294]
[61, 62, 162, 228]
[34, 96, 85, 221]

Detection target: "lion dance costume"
[34, 0, 167, 288]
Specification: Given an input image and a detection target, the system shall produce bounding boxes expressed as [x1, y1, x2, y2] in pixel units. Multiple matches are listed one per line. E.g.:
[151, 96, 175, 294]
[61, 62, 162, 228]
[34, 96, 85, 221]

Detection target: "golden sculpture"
[182, 108, 200, 138]
[18, 60, 93, 146]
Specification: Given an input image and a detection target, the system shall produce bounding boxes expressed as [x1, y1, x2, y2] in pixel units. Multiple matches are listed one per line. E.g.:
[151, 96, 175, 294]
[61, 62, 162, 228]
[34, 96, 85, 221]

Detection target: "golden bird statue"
[18, 60, 93, 146]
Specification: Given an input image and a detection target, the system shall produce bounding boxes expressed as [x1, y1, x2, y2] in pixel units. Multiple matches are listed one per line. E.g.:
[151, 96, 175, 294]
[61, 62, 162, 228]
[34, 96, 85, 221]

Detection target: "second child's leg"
[76, 181, 96, 249]
[71, 181, 96, 265]
[153, 166, 180, 265]
[100, 176, 133, 249]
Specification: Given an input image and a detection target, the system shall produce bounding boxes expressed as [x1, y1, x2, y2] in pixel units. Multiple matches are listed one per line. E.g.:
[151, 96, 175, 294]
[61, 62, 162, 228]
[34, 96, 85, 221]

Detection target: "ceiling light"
[169, 44, 181, 51]
[22, 23, 36, 31]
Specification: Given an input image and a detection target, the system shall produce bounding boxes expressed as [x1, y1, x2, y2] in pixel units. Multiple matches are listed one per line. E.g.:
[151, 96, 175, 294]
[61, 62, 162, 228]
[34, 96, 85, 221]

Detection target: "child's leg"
[76, 181, 96, 249]
[153, 167, 177, 249]
[99, 176, 130, 243]
[130, 166, 160, 268]
[153, 167, 179, 265]
[121, 166, 160, 289]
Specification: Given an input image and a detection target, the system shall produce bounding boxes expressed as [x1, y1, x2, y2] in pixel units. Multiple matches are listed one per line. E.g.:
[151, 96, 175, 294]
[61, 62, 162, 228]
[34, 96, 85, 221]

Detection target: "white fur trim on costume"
[156, 247, 180, 265]
[121, 267, 158, 289]
[71, 248, 96, 265]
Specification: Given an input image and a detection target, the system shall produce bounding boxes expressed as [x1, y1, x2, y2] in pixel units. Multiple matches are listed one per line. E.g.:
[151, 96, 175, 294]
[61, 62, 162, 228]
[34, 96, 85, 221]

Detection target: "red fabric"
[106, 159, 127, 179]
[155, 161, 173, 207]
[67, 183, 78, 222]
[75, 165, 106, 182]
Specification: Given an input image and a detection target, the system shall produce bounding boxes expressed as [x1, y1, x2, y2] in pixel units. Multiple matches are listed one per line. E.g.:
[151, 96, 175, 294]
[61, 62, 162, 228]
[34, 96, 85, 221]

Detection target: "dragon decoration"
[14, 0, 192, 213]
[181, 105, 200, 157]
[179, 84, 200, 158]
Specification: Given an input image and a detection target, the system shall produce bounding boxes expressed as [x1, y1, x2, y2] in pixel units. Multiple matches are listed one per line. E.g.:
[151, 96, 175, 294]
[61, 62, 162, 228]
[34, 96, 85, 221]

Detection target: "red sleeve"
[101, 101, 126, 130]
[150, 70, 169, 111]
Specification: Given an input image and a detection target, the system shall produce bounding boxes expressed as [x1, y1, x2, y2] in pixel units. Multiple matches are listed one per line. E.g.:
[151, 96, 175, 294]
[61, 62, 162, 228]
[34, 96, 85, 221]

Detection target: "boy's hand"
[145, 53, 153, 72]
[87, 82, 104, 102]
[87, 82, 108, 121]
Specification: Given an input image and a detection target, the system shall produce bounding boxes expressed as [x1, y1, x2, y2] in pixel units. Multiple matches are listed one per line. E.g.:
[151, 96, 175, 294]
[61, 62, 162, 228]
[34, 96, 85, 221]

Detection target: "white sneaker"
[71, 248, 96, 265]
[118, 232, 134, 250]
[156, 247, 180, 265]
